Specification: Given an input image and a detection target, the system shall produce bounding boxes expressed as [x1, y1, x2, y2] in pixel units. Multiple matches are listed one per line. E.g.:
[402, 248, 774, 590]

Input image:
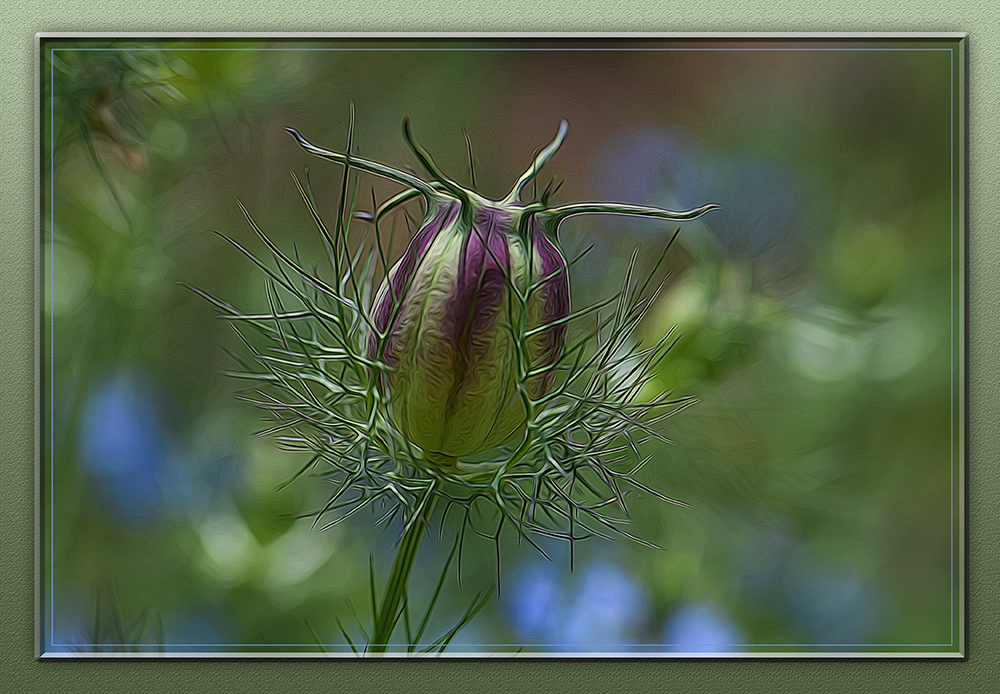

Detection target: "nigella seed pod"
[368, 197, 569, 463]
[284, 117, 718, 472]
[212, 110, 721, 654]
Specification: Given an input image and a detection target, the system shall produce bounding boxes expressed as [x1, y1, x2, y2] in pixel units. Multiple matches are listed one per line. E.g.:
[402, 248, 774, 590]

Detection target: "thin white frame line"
[49, 51, 56, 653]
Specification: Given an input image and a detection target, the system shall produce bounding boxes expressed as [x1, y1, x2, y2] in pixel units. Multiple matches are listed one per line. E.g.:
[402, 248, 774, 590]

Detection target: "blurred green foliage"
[42, 39, 958, 653]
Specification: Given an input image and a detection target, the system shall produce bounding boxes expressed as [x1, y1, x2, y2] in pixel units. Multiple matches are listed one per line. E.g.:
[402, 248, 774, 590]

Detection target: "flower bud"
[369, 197, 569, 462]
[273, 118, 716, 469]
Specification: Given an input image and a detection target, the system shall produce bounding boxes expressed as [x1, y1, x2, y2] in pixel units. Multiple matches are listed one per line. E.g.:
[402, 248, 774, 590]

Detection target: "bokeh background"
[41, 37, 961, 654]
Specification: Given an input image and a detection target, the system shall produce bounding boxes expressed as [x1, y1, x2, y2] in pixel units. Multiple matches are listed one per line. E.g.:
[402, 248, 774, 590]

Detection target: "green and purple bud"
[286, 119, 718, 470]
[368, 196, 569, 461]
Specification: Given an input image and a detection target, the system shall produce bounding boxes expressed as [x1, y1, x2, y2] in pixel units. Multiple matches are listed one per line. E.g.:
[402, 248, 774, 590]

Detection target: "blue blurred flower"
[561, 561, 649, 647]
[78, 370, 165, 524]
[507, 559, 649, 649]
[596, 128, 794, 255]
[785, 568, 887, 644]
[507, 561, 563, 641]
[662, 601, 742, 652]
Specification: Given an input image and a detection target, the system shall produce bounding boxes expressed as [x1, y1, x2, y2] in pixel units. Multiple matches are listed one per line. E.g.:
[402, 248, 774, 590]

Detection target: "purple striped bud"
[369, 197, 569, 462]
[273, 117, 717, 469]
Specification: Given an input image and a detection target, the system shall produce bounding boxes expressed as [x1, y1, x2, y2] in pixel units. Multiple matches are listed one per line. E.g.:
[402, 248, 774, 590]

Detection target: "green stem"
[368, 496, 437, 653]
[285, 127, 438, 199]
[546, 202, 720, 225]
[504, 120, 569, 204]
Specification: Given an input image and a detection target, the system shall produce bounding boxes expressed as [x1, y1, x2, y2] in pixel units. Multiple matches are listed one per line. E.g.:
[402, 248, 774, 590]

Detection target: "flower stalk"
[368, 496, 437, 653]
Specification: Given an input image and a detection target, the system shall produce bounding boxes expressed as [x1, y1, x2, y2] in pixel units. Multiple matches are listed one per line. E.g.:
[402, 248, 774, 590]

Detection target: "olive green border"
[4, 6, 994, 694]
